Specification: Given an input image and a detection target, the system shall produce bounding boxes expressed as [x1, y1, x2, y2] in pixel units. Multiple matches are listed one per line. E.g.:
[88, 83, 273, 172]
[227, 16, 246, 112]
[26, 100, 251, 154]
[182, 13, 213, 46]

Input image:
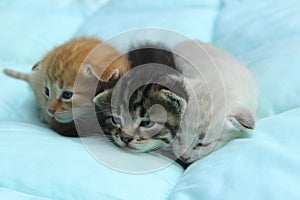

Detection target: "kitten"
[4, 37, 129, 136]
[93, 43, 187, 153]
[171, 40, 257, 163]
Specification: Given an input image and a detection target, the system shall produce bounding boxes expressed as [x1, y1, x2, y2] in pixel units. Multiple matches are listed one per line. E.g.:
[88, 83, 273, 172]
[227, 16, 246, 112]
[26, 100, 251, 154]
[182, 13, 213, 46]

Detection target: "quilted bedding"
[1, 0, 300, 199]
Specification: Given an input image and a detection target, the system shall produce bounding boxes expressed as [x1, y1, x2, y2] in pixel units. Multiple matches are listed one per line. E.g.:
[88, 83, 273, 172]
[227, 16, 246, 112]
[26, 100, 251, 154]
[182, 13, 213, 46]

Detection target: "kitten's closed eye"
[193, 143, 203, 149]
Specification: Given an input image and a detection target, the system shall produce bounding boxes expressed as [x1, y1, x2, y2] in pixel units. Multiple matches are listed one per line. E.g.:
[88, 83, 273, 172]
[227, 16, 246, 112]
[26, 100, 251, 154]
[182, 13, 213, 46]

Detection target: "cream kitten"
[171, 40, 257, 163]
[4, 37, 129, 136]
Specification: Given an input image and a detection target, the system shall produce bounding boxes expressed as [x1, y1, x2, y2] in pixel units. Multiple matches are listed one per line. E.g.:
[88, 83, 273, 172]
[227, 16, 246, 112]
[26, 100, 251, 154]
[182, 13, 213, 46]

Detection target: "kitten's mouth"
[46, 109, 73, 123]
[112, 135, 162, 153]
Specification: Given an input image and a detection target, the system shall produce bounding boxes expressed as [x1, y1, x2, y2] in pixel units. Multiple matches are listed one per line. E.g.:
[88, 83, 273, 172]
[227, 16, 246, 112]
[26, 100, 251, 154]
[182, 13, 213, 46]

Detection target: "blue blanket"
[1, 0, 299, 199]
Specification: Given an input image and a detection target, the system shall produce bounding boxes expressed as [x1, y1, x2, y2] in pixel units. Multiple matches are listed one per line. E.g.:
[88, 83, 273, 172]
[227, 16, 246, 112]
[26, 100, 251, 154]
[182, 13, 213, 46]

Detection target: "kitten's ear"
[228, 107, 256, 130]
[32, 62, 41, 71]
[83, 64, 119, 82]
[159, 89, 187, 114]
[93, 89, 111, 106]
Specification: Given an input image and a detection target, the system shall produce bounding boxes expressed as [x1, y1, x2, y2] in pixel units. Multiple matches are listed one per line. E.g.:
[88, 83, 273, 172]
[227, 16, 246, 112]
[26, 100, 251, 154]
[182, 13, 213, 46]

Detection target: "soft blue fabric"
[241, 36, 300, 118]
[0, 0, 108, 64]
[76, 0, 221, 42]
[0, 122, 183, 200]
[213, 1, 300, 56]
[0, 63, 41, 123]
[213, 1, 300, 118]
[170, 107, 300, 200]
[0, 187, 50, 200]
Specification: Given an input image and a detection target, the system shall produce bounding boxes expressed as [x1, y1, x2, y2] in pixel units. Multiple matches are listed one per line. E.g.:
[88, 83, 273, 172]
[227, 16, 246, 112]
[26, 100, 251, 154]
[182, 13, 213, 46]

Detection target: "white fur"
[172, 40, 257, 163]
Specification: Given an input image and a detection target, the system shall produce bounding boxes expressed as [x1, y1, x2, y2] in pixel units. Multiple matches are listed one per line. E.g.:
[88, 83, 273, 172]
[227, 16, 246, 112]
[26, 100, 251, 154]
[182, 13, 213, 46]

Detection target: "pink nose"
[48, 108, 56, 114]
[180, 153, 191, 161]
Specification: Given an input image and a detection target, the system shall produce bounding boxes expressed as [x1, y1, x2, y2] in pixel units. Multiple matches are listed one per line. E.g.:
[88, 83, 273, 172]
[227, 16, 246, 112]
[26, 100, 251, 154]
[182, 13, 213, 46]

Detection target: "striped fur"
[94, 83, 186, 153]
[94, 43, 187, 152]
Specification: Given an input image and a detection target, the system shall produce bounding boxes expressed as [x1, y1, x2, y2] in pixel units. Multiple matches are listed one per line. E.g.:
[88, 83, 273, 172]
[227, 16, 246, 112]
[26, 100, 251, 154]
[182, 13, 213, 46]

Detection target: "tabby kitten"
[94, 43, 187, 153]
[4, 37, 129, 136]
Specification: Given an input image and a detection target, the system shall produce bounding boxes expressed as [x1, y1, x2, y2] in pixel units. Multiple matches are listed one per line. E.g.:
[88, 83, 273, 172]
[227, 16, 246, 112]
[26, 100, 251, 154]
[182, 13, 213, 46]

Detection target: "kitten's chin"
[120, 145, 157, 153]
[54, 116, 73, 123]
[46, 110, 73, 124]
[120, 146, 143, 153]
[112, 135, 168, 153]
[121, 142, 166, 153]
[114, 140, 151, 153]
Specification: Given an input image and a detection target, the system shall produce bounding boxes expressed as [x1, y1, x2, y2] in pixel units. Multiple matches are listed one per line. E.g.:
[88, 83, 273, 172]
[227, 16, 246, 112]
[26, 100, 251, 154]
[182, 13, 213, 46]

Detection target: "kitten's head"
[33, 38, 99, 123]
[94, 84, 187, 153]
[172, 107, 256, 163]
[35, 37, 129, 125]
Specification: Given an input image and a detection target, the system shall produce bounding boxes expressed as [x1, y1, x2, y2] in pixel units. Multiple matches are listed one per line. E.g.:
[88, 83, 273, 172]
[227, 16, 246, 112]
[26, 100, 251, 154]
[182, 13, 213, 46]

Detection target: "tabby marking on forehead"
[95, 82, 186, 153]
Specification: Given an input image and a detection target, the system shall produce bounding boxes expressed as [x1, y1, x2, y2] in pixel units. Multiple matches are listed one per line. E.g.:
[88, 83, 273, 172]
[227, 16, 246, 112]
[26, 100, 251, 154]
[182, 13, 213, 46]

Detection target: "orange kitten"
[4, 37, 129, 136]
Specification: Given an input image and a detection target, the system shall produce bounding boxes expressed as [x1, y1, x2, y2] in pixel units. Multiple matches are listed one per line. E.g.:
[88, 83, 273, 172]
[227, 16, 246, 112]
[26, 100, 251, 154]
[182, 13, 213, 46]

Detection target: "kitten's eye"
[139, 120, 155, 128]
[44, 87, 50, 97]
[62, 91, 73, 99]
[193, 142, 206, 149]
[193, 143, 203, 150]
[111, 116, 122, 127]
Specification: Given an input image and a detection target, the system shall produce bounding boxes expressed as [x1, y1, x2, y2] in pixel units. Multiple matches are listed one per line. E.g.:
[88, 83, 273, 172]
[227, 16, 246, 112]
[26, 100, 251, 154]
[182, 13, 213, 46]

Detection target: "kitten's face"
[94, 85, 186, 153]
[34, 37, 129, 125]
[173, 110, 255, 164]
[42, 78, 74, 123]
[172, 130, 218, 163]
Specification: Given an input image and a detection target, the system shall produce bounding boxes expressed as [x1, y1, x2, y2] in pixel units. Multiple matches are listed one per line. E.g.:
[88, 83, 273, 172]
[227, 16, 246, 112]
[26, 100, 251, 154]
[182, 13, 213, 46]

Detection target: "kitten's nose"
[180, 154, 191, 161]
[48, 108, 56, 114]
[121, 135, 133, 144]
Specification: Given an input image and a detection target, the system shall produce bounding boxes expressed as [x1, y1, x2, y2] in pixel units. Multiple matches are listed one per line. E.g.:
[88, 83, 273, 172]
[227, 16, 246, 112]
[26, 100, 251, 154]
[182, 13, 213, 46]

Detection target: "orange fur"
[4, 37, 130, 136]
[3, 68, 29, 81]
